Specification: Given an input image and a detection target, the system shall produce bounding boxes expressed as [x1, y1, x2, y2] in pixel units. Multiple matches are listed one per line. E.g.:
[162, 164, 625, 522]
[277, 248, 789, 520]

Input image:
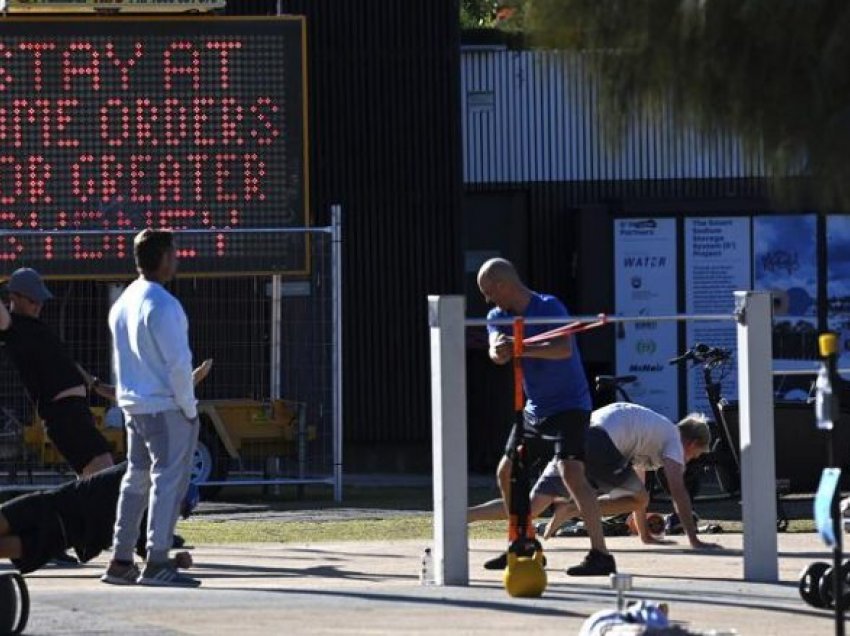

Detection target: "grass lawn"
[175, 480, 817, 545]
[178, 515, 816, 546]
[178, 517, 507, 544]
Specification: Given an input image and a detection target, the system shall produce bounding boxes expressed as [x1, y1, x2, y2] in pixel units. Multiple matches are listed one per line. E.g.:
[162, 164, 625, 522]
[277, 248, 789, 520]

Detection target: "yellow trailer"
[22, 399, 316, 495]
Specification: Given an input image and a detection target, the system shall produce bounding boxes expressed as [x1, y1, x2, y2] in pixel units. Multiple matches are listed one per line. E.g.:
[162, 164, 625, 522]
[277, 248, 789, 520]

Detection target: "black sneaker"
[484, 552, 508, 570]
[565, 549, 616, 576]
[51, 550, 80, 567]
[483, 551, 547, 571]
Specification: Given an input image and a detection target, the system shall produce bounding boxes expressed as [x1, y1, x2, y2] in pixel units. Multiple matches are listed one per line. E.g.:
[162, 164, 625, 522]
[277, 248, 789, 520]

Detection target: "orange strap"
[512, 318, 524, 412]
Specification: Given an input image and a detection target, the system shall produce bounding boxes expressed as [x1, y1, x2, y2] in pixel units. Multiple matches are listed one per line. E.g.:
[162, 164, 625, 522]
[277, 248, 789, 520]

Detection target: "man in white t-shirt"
[469, 402, 719, 563]
[540, 403, 717, 548]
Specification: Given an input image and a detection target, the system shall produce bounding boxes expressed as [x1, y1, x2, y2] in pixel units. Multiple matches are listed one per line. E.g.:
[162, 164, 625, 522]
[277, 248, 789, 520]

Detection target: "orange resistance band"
[512, 318, 524, 412]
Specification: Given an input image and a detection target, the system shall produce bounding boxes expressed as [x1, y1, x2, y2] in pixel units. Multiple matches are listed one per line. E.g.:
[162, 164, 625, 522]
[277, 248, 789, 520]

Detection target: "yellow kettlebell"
[503, 550, 547, 598]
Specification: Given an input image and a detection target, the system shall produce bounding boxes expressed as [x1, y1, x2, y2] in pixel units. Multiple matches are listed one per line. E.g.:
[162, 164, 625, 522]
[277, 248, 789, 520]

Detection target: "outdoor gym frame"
[428, 290, 777, 586]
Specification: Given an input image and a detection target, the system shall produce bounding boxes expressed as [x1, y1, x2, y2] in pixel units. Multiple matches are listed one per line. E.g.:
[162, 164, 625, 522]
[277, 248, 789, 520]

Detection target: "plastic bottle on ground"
[420, 547, 434, 586]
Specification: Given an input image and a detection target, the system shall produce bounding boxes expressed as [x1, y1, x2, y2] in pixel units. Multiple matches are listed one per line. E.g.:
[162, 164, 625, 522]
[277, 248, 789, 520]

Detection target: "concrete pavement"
[15, 533, 837, 635]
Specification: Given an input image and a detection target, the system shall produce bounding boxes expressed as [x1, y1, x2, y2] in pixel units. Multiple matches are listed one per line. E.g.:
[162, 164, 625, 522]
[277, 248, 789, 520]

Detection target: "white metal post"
[331, 204, 344, 503]
[429, 295, 468, 586]
[735, 290, 778, 582]
[270, 275, 283, 401]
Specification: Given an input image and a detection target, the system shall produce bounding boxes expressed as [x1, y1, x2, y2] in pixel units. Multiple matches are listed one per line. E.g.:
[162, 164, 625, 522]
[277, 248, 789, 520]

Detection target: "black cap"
[7, 268, 53, 303]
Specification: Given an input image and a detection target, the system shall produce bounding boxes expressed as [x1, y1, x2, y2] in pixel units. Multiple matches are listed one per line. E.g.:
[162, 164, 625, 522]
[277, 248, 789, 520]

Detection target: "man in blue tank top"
[479, 258, 615, 576]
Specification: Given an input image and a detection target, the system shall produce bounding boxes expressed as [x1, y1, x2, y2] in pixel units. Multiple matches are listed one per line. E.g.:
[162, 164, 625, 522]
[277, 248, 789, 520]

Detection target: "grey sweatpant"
[111, 410, 200, 564]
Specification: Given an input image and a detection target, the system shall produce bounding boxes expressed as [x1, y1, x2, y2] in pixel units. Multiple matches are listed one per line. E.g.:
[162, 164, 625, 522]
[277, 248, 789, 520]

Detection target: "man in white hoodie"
[101, 229, 201, 588]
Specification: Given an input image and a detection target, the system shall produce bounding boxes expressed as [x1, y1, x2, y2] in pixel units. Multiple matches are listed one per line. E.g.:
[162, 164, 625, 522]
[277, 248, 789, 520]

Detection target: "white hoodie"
[109, 278, 197, 419]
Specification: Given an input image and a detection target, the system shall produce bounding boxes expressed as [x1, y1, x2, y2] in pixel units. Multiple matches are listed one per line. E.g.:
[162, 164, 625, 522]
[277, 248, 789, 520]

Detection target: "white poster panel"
[614, 218, 679, 419]
[684, 218, 751, 414]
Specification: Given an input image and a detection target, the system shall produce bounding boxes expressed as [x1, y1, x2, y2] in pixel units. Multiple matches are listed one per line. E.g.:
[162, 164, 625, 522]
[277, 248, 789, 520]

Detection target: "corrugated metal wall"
[460, 46, 772, 316]
[462, 48, 766, 184]
[227, 1, 463, 449]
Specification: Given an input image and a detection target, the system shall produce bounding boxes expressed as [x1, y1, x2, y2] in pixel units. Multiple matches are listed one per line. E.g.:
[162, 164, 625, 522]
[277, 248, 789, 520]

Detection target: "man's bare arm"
[489, 331, 512, 365]
[662, 458, 720, 550]
[521, 335, 573, 360]
[80, 359, 214, 403]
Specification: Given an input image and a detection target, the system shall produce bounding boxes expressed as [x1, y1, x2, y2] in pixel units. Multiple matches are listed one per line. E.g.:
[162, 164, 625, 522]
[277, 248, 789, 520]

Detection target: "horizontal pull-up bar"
[465, 312, 736, 328]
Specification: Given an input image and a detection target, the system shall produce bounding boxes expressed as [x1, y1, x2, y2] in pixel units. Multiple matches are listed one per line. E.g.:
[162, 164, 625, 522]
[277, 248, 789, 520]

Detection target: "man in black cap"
[0, 267, 115, 477]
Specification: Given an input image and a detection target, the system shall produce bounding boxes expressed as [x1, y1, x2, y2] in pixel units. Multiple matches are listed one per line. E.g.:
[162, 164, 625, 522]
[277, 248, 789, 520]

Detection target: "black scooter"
[668, 343, 789, 531]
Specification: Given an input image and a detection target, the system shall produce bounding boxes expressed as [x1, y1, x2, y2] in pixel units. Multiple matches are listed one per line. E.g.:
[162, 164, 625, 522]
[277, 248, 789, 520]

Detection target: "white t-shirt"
[592, 402, 684, 470]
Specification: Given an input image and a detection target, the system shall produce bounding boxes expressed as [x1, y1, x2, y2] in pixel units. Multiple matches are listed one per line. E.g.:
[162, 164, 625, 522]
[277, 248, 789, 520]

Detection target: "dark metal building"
[228, 1, 464, 470]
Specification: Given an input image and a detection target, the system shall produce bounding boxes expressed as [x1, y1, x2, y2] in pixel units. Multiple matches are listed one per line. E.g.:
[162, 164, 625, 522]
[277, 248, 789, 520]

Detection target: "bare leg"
[80, 452, 114, 478]
[469, 494, 555, 523]
[0, 536, 23, 560]
[469, 498, 507, 522]
[545, 501, 578, 539]
[0, 512, 10, 536]
[496, 455, 512, 517]
[558, 459, 608, 554]
[545, 492, 649, 539]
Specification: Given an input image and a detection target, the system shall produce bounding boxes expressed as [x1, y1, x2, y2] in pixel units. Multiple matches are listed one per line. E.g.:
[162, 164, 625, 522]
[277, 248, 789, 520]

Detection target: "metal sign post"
[428, 295, 469, 586]
[735, 290, 779, 582]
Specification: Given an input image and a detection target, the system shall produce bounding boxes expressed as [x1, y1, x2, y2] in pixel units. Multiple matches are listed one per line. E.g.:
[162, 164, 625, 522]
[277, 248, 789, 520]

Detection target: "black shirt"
[0, 312, 85, 414]
[3, 462, 126, 573]
[52, 461, 126, 563]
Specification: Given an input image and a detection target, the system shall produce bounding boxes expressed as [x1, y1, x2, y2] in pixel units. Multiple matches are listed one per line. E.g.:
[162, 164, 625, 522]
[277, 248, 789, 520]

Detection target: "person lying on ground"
[0, 461, 196, 575]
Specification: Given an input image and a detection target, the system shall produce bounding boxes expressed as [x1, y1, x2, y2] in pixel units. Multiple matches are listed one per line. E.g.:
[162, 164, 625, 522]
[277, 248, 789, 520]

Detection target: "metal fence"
[0, 211, 342, 500]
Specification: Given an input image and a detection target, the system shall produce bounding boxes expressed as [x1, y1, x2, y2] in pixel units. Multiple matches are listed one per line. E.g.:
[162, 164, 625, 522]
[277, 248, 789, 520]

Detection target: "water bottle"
[815, 364, 834, 431]
[420, 547, 434, 586]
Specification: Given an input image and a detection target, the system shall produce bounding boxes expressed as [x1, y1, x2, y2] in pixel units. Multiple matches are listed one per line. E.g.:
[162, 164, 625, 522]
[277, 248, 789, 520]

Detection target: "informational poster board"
[614, 218, 678, 419]
[684, 218, 751, 413]
[754, 214, 818, 400]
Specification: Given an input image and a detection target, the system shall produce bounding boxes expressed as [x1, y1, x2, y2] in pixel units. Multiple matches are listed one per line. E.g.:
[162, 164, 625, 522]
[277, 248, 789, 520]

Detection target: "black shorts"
[584, 427, 634, 489]
[40, 396, 111, 474]
[2, 492, 64, 574]
[504, 409, 590, 462]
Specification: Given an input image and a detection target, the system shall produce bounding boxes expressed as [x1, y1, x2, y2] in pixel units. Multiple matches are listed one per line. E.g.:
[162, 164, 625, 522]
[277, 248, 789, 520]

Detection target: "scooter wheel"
[800, 562, 830, 608]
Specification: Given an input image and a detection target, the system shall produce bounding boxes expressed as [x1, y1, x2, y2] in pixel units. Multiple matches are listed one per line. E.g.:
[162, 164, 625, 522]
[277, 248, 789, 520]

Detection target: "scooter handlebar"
[669, 344, 730, 366]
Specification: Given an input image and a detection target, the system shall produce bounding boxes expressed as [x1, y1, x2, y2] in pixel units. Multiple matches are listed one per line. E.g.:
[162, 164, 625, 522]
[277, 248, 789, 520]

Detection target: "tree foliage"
[526, 0, 850, 208]
[461, 0, 499, 28]
[461, 0, 526, 31]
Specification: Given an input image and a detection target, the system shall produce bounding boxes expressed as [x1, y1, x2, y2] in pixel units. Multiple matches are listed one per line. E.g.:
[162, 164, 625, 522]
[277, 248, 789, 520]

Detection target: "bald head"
[477, 258, 521, 287]
[477, 258, 528, 312]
